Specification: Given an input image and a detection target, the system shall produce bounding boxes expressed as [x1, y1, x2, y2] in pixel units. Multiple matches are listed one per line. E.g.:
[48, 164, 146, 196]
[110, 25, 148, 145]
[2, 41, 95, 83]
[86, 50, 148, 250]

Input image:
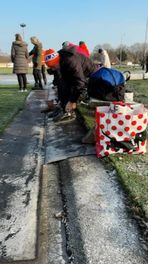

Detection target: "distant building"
[127, 61, 133, 66]
[0, 55, 33, 68]
[0, 55, 11, 63]
[111, 56, 120, 65]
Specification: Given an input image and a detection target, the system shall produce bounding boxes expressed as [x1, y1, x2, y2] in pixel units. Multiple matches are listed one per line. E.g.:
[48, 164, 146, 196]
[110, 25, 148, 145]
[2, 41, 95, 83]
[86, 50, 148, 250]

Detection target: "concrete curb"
[130, 72, 148, 80]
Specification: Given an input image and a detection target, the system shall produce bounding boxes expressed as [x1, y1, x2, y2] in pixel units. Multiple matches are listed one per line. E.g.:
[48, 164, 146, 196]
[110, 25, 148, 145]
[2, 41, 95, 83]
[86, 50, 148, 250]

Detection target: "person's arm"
[29, 47, 34, 57]
[67, 60, 86, 103]
[25, 48, 29, 59]
[64, 60, 86, 112]
[36, 45, 42, 66]
[65, 101, 77, 112]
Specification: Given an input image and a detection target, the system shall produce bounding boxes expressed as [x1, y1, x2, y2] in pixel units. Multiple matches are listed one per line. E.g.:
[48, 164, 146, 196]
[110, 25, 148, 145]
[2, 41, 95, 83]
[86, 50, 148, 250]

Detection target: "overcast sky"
[1, 0, 148, 54]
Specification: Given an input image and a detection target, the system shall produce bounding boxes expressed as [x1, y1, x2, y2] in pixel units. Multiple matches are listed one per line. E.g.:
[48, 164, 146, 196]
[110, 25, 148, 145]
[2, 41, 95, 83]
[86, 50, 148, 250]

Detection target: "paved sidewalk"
[44, 116, 148, 264]
[0, 90, 48, 261]
[0, 88, 147, 264]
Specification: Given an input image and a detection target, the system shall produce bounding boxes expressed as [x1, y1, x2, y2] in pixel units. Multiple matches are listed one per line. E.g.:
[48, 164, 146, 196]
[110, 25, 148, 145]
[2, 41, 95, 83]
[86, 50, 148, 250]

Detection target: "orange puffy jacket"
[42, 50, 45, 65]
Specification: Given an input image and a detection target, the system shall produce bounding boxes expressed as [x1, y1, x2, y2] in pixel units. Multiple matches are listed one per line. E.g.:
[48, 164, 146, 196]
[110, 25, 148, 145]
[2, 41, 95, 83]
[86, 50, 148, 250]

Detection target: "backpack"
[88, 67, 129, 101]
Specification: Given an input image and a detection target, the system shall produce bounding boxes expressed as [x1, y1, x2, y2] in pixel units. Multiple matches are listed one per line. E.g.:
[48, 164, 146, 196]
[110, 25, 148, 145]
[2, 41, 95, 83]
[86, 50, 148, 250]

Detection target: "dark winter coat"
[11, 41, 29, 74]
[29, 43, 42, 70]
[58, 47, 96, 102]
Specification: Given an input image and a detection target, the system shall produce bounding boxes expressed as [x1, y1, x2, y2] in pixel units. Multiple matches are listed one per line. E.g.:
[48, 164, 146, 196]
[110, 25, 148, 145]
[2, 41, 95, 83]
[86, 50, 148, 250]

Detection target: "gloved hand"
[65, 102, 76, 112]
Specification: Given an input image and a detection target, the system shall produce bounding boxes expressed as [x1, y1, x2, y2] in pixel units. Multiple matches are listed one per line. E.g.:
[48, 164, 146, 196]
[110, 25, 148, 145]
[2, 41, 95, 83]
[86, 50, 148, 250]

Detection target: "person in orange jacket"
[41, 49, 47, 85]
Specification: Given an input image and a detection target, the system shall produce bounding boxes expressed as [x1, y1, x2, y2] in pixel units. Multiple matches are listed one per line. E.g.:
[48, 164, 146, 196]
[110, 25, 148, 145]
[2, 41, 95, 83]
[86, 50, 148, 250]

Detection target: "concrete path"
[0, 74, 53, 85]
[59, 157, 148, 264]
[0, 74, 34, 85]
[45, 119, 95, 163]
[44, 116, 148, 264]
[0, 72, 148, 86]
[0, 90, 47, 261]
[0, 86, 147, 263]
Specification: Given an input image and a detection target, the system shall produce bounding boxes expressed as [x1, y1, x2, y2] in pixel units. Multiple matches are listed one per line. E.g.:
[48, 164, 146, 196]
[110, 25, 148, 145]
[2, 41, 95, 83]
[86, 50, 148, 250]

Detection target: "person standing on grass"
[11, 33, 29, 92]
[98, 48, 111, 68]
[145, 52, 148, 73]
[29, 36, 43, 89]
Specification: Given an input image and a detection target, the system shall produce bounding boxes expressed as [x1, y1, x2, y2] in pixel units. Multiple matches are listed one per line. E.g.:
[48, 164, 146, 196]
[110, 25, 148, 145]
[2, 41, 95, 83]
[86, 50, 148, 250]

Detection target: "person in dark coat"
[145, 52, 148, 73]
[45, 46, 96, 121]
[79, 41, 90, 57]
[58, 46, 96, 112]
[29, 36, 43, 89]
[11, 33, 29, 92]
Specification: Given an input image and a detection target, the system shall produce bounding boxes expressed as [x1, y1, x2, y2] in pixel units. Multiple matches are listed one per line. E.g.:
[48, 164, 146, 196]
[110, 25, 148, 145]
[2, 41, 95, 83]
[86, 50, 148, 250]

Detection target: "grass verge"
[0, 85, 31, 134]
[0, 67, 32, 74]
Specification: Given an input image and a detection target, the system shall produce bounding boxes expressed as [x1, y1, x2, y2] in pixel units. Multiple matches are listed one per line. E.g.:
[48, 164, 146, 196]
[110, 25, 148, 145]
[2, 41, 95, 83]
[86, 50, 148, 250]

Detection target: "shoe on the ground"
[48, 107, 63, 118]
[53, 111, 76, 123]
[32, 83, 43, 90]
[24, 89, 28, 92]
[32, 83, 39, 88]
[41, 108, 52, 114]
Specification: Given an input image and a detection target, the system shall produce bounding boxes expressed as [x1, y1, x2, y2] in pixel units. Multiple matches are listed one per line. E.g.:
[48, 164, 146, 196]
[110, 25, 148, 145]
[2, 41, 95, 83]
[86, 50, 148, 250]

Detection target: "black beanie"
[98, 48, 103, 53]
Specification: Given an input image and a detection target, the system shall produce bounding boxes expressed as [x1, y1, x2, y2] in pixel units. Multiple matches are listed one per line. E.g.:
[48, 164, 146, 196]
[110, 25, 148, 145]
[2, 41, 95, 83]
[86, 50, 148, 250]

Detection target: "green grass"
[0, 85, 30, 134]
[127, 80, 148, 108]
[78, 79, 148, 225]
[0, 67, 32, 74]
[115, 65, 142, 72]
[109, 154, 148, 219]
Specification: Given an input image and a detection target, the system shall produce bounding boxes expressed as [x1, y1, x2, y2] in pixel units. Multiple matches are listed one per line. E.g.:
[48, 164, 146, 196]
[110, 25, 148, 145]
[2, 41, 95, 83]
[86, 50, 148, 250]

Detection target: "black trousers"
[17, 73, 27, 90]
[33, 68, 43, 89]
[41, 65, 47, 85]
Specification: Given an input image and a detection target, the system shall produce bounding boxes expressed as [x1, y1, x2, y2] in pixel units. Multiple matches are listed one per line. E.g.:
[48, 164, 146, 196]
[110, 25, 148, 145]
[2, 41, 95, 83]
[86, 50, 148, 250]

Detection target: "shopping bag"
[96, 102, 148, 158]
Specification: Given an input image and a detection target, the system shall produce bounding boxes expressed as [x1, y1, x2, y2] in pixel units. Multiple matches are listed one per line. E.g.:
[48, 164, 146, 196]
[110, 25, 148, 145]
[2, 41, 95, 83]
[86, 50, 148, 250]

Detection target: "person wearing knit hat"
[62, 41, 90, 58]
[62, 41, 70, 48]
[79, 41, 90, 57]
[45, 46, 96, 123]
[98, 48, 111, 68]
[44, 49, 60, 68]
[45, 49, 64, 113]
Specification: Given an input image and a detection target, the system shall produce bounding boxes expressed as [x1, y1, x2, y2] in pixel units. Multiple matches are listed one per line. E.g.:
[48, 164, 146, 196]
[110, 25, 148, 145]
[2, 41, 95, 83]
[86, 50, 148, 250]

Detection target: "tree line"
[91, 43, 148, 65]
[1, 42, 148, 66]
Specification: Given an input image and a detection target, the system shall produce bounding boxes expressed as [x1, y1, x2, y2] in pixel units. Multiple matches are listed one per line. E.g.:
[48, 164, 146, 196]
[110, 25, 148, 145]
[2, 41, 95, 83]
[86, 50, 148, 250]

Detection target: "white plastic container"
[124, 92, 134, 102]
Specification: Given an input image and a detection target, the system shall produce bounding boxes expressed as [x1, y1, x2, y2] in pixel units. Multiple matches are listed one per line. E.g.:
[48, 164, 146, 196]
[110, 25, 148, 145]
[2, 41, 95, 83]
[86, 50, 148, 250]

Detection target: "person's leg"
[17, 74, 23, 91]
[36, 69, 43, 89]
[58, 83, 70, 111]
[33, 68, 39, 87]
[53, 83, 76, 123]
[41, 65, 47, 85]
[22, 74, 27, 90]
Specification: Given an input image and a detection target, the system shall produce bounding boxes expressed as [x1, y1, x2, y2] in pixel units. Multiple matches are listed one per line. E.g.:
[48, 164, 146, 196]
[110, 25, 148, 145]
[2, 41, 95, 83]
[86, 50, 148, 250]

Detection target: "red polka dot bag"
[96, 102, 148, 158]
